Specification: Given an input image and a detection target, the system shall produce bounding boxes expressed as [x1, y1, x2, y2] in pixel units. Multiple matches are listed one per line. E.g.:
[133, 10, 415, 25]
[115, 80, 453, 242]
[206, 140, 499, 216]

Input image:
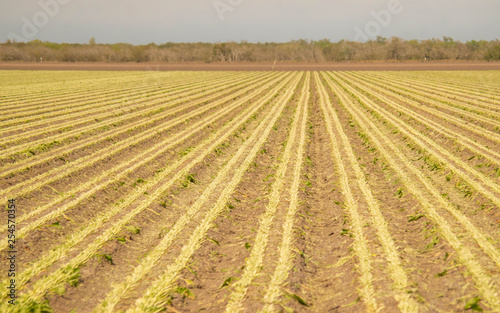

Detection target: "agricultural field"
[0, 69, 499, 313]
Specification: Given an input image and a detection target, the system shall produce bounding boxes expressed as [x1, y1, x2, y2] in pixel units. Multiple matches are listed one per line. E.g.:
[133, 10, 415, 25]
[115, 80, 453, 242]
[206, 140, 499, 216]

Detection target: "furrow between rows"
[315, 72, 419, 313]
[314, 72, 378, 312]
[260, 75, 310, 313]
[224, 73, 311, 313]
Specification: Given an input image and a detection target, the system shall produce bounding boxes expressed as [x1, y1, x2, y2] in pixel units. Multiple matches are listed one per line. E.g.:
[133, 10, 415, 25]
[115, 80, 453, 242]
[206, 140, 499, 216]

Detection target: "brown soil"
[319, 74, 487, 312]
[2, 61, 500, 71]
[1, 70, 499, 313]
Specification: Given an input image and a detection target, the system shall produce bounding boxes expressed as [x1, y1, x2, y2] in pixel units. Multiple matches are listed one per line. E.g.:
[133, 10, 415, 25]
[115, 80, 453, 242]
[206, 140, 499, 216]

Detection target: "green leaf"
[49, 221, 62, 229]
[97, 254, 114, 265]
[125, 225, 141, 234]
[289, 293, 309, 306]
[52, 285, 66, 296]
[340, 228, 350, 236]
[425, 236, 440, 250]
[174, 287, 195, 300]
[220, 277, 236, 288]
[116, 237, 127, 243]
[408, 214, 424, 222]
[209, 238, 220, 246]
[435, 269, 447, 277]
[465, 297, 483, 311]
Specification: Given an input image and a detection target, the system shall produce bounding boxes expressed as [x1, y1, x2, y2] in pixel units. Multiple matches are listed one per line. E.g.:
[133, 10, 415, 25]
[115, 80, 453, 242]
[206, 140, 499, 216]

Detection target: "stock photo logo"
[8, 0, 71, 42]
[354, 0, 411, 42]
[213, 0, 244, 21]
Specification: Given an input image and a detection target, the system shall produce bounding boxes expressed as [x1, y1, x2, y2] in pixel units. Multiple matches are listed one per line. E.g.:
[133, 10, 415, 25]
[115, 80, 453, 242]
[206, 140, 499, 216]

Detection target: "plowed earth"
[0, 70, 499, 313]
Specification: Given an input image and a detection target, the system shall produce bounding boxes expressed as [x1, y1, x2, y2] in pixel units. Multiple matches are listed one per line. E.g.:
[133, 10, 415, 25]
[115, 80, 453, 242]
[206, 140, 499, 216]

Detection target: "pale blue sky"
[1, 0, 499, 44]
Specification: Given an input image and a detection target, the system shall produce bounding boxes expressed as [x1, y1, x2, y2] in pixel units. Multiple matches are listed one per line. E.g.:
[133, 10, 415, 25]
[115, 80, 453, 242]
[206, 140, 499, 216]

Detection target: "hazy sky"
[1, 0, 499, 44]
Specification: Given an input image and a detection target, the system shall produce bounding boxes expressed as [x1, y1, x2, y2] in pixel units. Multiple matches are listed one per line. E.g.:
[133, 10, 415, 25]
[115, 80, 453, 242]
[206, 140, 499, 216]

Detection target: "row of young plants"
[343, 71, 500, 167]
[0, 73, 300, 313]
[371, 71, 500, 109]
[0, 71, 209, 113]
[334, 72, 500, 209]
[0, 72, 287, 240]
[0, 72, 258, 153]
[0, 72, 270, 181]
[322, 71, 500, 311]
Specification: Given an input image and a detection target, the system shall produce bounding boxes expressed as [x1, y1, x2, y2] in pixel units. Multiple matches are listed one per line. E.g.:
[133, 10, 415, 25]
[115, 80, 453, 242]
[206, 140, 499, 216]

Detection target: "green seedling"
[435, 269, 447, 277]
[158, 227, 170, 239]
[284, 292, 309, 307]
[263, 173, 274, 182]
[214, 147, 223, 156]
[182, 174, 197, 188]
[116, 236, 127, 243]
[179, 146, 194, 156]
[97, 254, 114, 265]
[60, 266, 81, 287]
[220, 277, 236, 288]
[208, 237, 220, 246]
[395, 188, 404, 198]
[48, 221, 62, 230]
[340, 228, 351, 236]
[464, 297, 483, 312]
[159, 199, 172, 208]
[125, 225, 141, 234]
[174, 287, 195, 300]
[133, 178, 146, 187]
[408, 214, 424, 222]
[425, 236, 440, 250]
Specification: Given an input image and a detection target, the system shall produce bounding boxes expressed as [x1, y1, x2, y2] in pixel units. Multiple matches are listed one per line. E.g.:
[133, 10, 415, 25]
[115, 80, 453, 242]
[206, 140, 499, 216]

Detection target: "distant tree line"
[1, 37, 499, 63]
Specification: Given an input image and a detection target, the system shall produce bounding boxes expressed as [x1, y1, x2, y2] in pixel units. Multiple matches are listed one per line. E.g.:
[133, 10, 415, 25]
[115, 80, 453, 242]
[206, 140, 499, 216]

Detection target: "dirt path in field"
[284, 82, 362, 312]
[2, 61, 500, 71]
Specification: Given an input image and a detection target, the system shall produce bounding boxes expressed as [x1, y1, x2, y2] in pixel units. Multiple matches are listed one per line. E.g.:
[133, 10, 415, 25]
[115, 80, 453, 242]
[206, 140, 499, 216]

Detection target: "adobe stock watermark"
[354, 0, 412, 42]
[213, 0, 244, 21]
[139, 64, 163, 99]
[8, 0, 71, 42]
